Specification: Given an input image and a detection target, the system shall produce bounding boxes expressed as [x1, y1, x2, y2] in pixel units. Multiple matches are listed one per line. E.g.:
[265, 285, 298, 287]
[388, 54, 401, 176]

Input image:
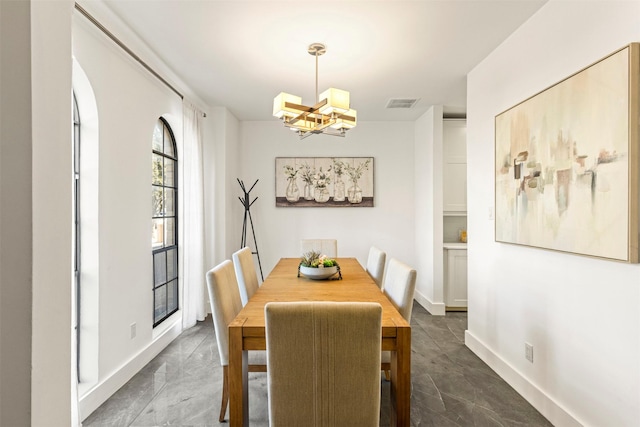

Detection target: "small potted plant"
[298, 250, 341, 280]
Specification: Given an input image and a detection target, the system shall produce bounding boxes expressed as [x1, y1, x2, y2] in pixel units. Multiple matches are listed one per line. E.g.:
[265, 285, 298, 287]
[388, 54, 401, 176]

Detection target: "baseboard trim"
[78, 318, 183, 421]
[465, 330, 583, 427]
[414, 290, 446, 316]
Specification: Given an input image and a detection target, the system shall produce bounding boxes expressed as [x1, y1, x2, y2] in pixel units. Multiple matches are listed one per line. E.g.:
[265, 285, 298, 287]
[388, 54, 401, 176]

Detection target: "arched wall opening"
[72, 57, 100, 395]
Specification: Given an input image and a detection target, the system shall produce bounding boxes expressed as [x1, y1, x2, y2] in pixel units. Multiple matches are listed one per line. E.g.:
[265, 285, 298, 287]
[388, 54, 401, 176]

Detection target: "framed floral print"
[275, 157, 374, 207]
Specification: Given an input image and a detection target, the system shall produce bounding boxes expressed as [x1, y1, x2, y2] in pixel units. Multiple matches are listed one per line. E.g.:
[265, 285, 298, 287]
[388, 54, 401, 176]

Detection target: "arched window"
[73, 58, 100, 392]
[72, 92, 81, 377]
[152, 118, 178, 326]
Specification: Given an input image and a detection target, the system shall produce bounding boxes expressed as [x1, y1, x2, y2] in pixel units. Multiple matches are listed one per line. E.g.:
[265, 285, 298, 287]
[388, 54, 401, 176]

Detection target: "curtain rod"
[74, 3, 207, 118]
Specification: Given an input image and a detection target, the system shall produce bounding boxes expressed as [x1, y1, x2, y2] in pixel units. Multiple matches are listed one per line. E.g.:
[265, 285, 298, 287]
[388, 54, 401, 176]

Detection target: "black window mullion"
[152, 118, 178, 328]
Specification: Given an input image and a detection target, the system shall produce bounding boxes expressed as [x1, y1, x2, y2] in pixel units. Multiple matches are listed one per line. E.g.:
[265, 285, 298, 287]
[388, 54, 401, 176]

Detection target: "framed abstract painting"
[495, 43, 639, 263]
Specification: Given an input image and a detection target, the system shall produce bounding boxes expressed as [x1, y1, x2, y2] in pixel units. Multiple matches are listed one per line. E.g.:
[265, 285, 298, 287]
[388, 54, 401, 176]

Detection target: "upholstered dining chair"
[265, 301, 382, 427]
[381, 257, 417, 380]
[300, 239, 337, 258]
[366, 246, 386, 289]
[205, 260, 266, 422]
[232, 247, 260, 306]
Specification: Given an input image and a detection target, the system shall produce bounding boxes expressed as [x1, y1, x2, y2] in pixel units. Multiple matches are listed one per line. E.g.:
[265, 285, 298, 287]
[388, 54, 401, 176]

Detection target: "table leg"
[229, 324, 248, 427]
[390, 326, 411, 426]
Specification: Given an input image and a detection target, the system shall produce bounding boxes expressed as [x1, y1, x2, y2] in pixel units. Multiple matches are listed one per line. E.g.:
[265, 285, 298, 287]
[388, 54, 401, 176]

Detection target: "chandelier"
[273, 43, 357, 139]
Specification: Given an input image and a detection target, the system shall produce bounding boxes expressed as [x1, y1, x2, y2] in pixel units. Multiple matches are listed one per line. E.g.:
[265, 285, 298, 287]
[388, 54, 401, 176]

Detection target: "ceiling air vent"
[385, 98, 419, 109]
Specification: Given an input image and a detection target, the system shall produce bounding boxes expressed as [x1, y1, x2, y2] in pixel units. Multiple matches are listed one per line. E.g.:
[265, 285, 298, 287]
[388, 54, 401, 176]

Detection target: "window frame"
[152, 117, 179, 327]
[73, 92, 81, 378]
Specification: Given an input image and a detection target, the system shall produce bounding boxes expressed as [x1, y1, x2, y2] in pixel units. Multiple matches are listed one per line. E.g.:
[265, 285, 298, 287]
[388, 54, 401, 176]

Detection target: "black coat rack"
[238, 178, 264, 281]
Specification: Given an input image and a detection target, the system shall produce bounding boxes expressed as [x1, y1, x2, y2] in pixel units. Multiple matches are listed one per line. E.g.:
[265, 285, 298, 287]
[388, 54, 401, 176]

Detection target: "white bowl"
[299, 265, 338, 280]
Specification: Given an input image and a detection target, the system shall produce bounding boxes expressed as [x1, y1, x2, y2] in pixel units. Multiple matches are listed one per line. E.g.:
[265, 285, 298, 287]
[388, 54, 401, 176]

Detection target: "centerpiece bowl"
[299, 265, 338, 280]
[298, 250, 340, 280]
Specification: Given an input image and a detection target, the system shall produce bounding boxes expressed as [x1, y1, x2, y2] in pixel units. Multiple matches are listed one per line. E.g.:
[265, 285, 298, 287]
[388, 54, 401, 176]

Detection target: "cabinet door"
[445, 249, 467, 308]
[443, 120, 467, 212]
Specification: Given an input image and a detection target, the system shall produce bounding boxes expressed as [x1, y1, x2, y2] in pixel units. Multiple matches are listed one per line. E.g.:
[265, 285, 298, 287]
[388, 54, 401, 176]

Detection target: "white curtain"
[182, 100, 206, 328]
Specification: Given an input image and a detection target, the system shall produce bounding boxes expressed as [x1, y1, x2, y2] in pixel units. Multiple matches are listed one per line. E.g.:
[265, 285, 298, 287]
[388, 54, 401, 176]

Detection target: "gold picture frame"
[495, 43, 639, 263]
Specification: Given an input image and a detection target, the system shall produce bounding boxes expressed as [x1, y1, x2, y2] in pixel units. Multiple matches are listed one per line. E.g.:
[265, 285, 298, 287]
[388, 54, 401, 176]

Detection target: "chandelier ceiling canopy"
[273, 43, 357, 140]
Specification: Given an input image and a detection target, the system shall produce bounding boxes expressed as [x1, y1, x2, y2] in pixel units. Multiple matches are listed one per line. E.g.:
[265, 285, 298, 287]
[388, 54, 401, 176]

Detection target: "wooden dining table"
[228, 257, 411, 426]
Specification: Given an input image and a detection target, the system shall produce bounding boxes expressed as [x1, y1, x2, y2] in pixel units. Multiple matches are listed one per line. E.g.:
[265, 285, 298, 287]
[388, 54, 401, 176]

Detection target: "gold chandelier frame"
[273, 43, 357, 139]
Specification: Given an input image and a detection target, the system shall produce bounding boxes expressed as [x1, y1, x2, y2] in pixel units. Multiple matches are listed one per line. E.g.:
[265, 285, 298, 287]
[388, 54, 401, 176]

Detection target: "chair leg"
[381, 362, 391, 381]
[219, 365, 229, 422]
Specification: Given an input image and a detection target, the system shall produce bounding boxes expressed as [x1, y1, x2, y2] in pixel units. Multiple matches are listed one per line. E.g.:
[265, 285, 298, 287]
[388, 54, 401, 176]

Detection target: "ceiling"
[102, 0, 546, 122]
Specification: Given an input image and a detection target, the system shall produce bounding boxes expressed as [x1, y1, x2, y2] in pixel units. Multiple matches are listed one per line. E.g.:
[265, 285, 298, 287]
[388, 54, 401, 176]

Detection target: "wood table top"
[232, 257, 410, 336]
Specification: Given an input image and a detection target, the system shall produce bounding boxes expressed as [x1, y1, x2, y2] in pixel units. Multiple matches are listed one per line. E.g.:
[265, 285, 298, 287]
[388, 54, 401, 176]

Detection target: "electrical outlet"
[130, 323, 137, 339]
[525, 342, 534, 363]
[488, 206, 494, 220]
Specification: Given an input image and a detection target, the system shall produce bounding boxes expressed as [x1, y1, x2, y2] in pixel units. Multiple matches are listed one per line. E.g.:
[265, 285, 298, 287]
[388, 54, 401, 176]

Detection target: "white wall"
[466, 1, 640, 426]
[414, 106, 445, 315]
[204, 106, 241, 271]
[1, 1, 35, 424]
[224, 112, 242, 261]
[72, 10, 187, 419]
[235, 121, 416, 277]
[31, 3, 76, 424]
[3, 2, 87, 424]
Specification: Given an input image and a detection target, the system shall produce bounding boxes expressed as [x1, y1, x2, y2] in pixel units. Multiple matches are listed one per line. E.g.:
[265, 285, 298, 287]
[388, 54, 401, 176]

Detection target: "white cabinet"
[444, 247, 467, 309]
[443, 120, 467, 213]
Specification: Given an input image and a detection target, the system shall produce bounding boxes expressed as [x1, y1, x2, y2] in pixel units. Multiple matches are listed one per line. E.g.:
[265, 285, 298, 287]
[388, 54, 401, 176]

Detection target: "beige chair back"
[366, 246, 386, 289]
[205, 260, 244, 366]
[265, 301, 382, 427]
[301, 239, 337, 258]
[232, 247, 260, 306]
[205, 260, 267, 422]
[382, 258, 417, 321]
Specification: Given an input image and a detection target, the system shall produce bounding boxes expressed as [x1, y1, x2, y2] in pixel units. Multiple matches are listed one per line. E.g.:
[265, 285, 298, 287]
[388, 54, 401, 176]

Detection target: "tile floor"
[83, 303, 553, 426]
